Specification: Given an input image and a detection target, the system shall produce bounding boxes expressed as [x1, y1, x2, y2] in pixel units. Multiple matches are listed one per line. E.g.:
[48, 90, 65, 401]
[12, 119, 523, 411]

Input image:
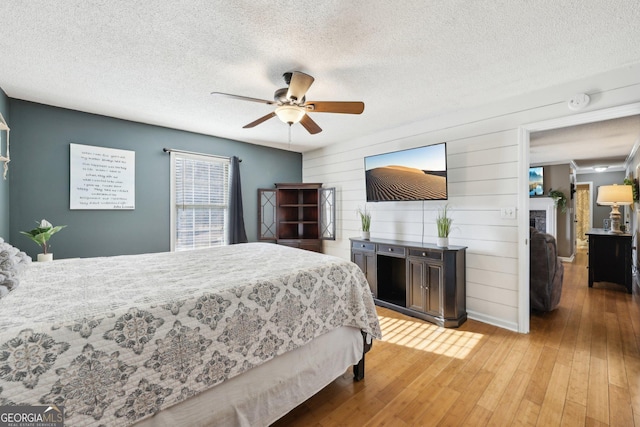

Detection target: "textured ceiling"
[1, 1, 640, 153]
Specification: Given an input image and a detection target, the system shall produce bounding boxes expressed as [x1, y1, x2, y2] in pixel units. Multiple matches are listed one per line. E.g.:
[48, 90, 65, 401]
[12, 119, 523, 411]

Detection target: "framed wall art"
[70, 143, 135, 210]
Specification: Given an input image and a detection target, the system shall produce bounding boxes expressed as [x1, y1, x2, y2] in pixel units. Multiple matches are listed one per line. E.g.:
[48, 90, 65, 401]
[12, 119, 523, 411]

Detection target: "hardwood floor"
[273, 249, 640, 426]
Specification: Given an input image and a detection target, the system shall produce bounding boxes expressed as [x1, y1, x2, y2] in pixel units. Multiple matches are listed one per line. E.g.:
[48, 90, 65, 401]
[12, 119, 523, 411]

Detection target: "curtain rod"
[162, 148, 241, 162]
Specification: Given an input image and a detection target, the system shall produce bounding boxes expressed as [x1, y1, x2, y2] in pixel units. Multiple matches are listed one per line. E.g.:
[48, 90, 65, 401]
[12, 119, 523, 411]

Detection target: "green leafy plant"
[357, 207, 371, 232]
[623, 177, 638, 203]
[20, 219, 66, 254]
[436, 205, 453, 238]
[547, 189, 568, 213]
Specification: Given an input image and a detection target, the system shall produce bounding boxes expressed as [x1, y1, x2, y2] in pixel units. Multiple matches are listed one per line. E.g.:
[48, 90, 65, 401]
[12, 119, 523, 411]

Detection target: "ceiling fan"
[211, 71, 364, 135]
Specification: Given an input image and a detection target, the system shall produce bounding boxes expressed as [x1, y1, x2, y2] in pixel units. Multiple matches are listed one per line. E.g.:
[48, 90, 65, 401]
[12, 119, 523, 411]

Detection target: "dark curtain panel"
[228, 156, 248, 244]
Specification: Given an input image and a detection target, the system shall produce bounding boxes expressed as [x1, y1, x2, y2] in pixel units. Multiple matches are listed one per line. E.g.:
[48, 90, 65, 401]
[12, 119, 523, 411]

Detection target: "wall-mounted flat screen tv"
[529, 166, 544, 196]
[364, 142, 447, 202]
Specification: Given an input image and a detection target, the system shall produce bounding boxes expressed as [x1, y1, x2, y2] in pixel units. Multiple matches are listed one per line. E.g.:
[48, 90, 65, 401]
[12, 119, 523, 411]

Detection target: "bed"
[0, 242, 381, 426]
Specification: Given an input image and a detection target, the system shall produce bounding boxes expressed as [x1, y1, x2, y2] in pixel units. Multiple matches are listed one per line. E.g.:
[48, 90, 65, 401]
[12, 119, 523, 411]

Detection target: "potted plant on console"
[436, 205, 452, 247]
[357, 207, 371, 240]
[20, 219, 66, 262]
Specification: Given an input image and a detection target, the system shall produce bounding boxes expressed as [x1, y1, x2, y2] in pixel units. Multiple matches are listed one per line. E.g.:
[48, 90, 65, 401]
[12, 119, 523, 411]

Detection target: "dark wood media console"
[351, 237, 467, 328]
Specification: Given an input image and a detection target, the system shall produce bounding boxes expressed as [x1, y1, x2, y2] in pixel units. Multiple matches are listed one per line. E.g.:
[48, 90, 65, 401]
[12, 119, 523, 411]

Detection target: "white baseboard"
[560, 254, 575, 263]
[467, 310, 520, 333]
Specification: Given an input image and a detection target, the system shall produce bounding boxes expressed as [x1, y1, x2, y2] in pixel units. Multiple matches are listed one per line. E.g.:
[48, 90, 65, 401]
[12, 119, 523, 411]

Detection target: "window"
[170, 152, 230, 251]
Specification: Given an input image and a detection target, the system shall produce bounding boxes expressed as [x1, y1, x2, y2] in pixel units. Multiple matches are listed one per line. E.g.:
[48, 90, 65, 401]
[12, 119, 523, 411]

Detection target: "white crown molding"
[625, 134, 640, 172]
[524, 102, 640, 133]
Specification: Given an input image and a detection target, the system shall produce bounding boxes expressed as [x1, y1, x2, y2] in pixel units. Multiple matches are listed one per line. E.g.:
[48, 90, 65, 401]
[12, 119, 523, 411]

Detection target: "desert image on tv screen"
[365, 144, 447, 202]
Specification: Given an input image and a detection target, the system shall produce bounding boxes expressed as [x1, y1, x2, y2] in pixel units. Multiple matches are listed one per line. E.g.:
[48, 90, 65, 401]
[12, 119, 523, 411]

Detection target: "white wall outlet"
[501, 207, 517, 219]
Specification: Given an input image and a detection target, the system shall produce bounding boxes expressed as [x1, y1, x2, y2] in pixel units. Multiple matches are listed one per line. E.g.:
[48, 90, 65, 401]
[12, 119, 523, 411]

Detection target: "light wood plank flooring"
[273, 249, 640, 426]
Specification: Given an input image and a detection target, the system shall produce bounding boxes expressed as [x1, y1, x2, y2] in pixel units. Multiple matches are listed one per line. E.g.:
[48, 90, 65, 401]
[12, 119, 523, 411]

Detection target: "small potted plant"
[357, 207, 371, 240]
[20, 219, 66, 262]
[436, 205, 452, 247]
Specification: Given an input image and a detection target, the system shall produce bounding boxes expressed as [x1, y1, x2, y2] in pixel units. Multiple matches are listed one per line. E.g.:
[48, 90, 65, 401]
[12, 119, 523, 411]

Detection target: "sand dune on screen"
[366, 166, 447, 201]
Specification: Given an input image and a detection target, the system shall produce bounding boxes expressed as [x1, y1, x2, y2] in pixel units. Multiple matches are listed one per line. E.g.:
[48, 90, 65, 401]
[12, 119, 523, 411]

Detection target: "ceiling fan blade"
[299, 114, 322, 134]
[286, 71, 314, 102]
[211, 92, 275, 105]
[243, 112, 276, 128]
[304, 101, 364, 114]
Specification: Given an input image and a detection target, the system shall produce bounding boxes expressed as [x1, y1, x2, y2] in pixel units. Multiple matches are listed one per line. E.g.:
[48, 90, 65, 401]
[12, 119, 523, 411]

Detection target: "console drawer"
[352, 241, 375, 252]
[409, 248, 443, 261]
[377, 244, 406, 257]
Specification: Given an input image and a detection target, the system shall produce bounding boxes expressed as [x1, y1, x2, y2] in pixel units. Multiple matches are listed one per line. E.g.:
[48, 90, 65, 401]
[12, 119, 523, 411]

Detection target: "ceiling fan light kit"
[275, 105, 306, 124]
[211, 71, 364, 135]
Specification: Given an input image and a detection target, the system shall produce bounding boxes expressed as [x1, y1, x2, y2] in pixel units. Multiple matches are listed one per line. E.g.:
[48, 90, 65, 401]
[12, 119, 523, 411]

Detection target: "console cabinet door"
[408, 259, 426, 312]
[353, 250, 377, 297]
[408, 258, 443, 316]
[425, 261, 443, 316]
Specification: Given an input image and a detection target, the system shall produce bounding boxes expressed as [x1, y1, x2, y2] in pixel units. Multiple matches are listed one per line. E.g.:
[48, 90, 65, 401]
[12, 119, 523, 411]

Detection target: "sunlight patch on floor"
[378, 315, 483, 359]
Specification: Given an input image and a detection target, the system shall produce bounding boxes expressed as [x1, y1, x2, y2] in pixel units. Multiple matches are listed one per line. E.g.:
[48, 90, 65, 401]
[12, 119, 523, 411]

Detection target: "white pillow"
[0, 238, 31, 299]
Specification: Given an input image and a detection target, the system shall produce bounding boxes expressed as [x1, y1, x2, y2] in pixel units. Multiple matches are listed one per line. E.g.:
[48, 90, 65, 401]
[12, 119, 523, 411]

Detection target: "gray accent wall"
[577, 171, 627, 229]
[0, 89, 8, 239]
[542, 164, 572, 258]
[8, 100, 301, 259]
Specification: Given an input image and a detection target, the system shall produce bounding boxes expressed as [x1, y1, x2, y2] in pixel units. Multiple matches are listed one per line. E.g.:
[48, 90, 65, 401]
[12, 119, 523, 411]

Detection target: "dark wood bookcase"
[258, 183, 335, 252]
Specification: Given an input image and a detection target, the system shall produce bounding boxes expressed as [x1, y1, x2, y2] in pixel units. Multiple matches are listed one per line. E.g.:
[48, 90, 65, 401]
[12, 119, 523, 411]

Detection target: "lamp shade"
[275, 105, 305, 124]
[596, 184, 633, 206]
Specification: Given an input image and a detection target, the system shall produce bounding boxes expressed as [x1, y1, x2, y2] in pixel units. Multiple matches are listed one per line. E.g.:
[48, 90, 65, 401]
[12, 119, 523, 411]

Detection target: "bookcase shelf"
[258, 183, 335, 252]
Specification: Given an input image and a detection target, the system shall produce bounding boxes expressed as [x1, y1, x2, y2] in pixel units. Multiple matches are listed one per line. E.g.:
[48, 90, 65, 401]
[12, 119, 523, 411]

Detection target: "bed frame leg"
[353, 356, 365, 381]
[353, 331, 372, 381]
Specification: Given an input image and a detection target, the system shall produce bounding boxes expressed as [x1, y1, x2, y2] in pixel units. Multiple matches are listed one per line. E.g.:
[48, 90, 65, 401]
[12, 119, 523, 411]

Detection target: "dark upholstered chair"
[530, 227, 564, 312]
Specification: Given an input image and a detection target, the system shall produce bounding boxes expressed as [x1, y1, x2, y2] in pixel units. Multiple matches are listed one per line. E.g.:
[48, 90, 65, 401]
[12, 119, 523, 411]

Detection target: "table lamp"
[596, 184, 633, 233]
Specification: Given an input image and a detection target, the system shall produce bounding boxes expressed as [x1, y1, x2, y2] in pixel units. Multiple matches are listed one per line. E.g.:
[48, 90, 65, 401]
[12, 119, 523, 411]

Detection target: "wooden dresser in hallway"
[586, 228, 633, 293]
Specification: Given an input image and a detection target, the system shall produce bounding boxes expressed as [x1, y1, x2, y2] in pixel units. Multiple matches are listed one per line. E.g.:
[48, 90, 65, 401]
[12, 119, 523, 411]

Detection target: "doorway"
[575, 182, 592, 248]
[518, 101, 640, 334]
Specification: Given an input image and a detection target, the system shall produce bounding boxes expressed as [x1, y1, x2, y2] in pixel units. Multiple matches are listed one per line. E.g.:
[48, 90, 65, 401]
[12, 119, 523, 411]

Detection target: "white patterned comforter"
[0, 243, 381, 426]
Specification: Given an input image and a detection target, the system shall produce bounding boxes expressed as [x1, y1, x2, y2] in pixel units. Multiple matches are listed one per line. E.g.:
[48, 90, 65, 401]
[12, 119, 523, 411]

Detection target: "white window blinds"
[170, 152, 230, 251]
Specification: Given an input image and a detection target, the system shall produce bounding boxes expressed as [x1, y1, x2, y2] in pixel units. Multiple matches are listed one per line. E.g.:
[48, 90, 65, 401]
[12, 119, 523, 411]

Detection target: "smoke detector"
[567, 93, 590, 111]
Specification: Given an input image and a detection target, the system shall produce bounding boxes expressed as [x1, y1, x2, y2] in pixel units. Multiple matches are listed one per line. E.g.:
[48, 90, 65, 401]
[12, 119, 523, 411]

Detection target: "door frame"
[575, 181, 594, 245]
[517, 102, 640, 333]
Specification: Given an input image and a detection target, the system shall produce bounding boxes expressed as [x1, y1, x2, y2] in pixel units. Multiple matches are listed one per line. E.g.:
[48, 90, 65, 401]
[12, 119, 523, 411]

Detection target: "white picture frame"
[0, 113, 9, 179]
[69, 143, 135, 210]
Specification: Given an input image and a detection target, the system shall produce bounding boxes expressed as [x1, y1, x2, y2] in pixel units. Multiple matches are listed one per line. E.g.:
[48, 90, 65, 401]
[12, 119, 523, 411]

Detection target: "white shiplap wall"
[304, 64, 640, 332]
